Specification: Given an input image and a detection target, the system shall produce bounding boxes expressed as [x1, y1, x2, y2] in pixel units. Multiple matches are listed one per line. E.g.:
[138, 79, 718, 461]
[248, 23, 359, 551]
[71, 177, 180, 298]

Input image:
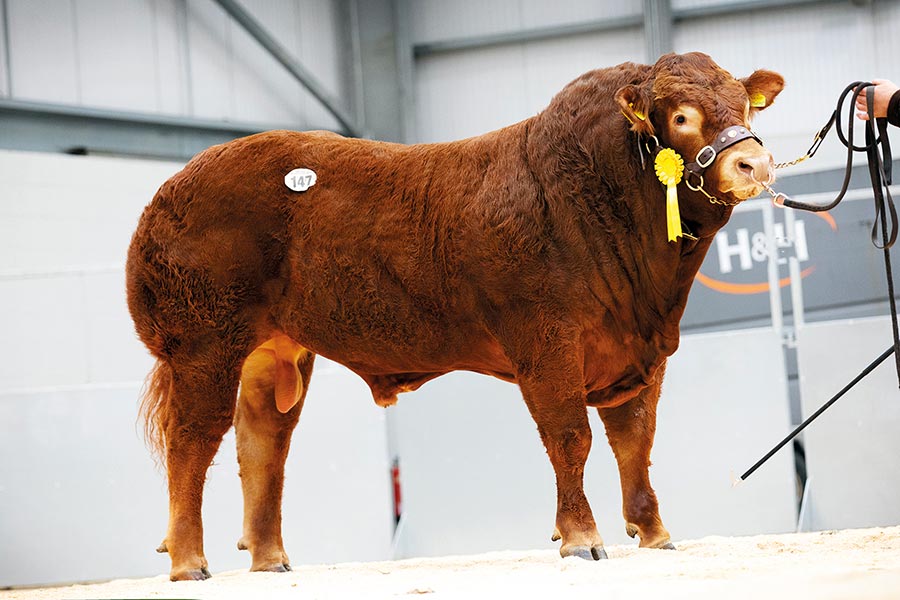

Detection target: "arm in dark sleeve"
[889, 90, 900, 128]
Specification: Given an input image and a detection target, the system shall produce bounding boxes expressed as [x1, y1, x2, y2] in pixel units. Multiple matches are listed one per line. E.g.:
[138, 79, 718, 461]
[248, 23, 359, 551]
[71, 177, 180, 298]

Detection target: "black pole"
[739, 345, 895, 482]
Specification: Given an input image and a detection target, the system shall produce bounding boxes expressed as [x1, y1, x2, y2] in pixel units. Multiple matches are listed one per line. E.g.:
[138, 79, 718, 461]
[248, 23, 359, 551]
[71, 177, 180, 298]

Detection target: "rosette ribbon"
[654, 148, 685, 242]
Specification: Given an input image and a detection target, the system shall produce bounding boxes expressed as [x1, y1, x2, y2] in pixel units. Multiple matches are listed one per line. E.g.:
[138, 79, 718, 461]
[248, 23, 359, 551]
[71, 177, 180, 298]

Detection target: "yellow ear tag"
[629, 103, 646, 121]
[654, 148, 684, 242]
[749, 92, 767, 108]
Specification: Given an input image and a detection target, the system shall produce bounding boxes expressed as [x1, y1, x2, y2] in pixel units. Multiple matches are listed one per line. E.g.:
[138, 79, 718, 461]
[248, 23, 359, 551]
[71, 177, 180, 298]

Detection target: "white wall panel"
[0, 150, 179, 391]
[0, 151, 394, 586]
[0, 277, 89, 390]
[797, 316, 900, 531]
[0, 359, 394, 587]
[392, 328, 796, 558]
[73, 0, 159, 112]
[6, 0, 80, 103]
[0, 150, 181, 274]
[83, 270, 156, 385]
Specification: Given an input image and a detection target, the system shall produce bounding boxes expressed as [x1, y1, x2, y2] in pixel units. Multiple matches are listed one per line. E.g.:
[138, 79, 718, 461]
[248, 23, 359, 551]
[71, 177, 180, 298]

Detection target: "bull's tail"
[139, 359, 173, 466]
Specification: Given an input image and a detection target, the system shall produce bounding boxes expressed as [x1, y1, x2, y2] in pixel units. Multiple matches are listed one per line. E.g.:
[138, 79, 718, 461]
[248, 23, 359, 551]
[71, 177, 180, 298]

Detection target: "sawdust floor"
[3, 526, 900, 600]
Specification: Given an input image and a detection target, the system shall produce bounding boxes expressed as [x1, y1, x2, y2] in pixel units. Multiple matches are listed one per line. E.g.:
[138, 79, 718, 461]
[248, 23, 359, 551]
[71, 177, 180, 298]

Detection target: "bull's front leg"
[517, 350, 606, 561]
[594, 368, 674, 550]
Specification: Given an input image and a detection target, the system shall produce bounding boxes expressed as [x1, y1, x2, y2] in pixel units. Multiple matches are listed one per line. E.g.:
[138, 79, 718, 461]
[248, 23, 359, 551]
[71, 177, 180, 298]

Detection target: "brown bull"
[126, 52, 784, 580]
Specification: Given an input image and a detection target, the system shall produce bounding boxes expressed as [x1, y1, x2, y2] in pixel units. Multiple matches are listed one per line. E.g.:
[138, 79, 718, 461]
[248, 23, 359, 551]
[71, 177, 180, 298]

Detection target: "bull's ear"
[741, 70, 785, 114]
[615, 84, 655, 136]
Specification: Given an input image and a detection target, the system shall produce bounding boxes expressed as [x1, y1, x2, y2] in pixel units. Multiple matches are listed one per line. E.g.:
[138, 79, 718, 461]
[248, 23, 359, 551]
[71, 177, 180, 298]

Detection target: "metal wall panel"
[520, 28, 645, 116]
[228, 0, 307, 124]
[415, 44, 528, 143]
[6, 0, 80, 103]
[672, 0, 748, 9]
[796, 316, 900, 531]
[409, 0, 522, 45]
[519, 0, 641, 29]
[149, 0, 189, 115]
[409, 0, 641, 44]
[391, 328, 796, 558]
[295, 0, 344, 131]
[186, 0, 234, 120]
[414, 28, 644, 143]
[4, 0, 346, 128]
[73, 0, 160, 112]
[873, 0, 900, 77]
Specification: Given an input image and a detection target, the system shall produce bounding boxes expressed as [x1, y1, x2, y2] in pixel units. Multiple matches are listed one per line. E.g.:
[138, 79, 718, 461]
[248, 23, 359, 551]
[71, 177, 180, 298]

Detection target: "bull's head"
[616, 52, 784, 206]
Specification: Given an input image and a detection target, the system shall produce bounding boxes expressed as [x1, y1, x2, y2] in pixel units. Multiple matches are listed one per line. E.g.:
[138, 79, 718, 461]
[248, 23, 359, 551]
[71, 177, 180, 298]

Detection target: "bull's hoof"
[251, 562, 292, 573]
[661, 542, 676, 550]
[561, 545, 608, 561]
[170, 566, 211, 581]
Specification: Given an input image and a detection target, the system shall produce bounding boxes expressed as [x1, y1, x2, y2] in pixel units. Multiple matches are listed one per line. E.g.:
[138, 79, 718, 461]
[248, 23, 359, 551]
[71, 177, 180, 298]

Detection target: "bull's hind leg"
[160, 359, 241, 581]
[595, 372, 673, 550]
[235, 335, 315, 572]
[518, 351, 606, 560]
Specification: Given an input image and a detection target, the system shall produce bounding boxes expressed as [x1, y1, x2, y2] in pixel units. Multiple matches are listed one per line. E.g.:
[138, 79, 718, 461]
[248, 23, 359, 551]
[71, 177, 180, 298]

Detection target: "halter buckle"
[696, 145, 716, 169]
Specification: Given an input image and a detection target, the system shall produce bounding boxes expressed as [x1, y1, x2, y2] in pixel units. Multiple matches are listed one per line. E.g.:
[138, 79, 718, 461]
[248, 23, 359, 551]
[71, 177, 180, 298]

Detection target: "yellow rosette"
[654, 148, 684, 243]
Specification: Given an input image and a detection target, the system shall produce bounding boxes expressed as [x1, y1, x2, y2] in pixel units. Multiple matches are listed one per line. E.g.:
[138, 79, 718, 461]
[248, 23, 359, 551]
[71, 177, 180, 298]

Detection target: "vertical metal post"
[643, 0, 673, 62]
[347, 0, 367, 136]
[1, 0, 12, 96]
[763, 202, 785, 336]
[392, 0, 416, 143]
[784, 207, 806, 334]
[175, 0, 194, 117]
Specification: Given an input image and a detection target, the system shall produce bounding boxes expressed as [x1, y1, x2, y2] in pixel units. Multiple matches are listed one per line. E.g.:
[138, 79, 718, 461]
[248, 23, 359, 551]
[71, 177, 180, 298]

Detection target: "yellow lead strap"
[654, 148, 685, 242]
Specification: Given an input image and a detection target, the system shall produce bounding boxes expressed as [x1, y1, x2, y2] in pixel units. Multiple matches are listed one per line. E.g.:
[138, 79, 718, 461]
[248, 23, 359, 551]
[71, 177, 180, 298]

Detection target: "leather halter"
[684, 125, 763, 188]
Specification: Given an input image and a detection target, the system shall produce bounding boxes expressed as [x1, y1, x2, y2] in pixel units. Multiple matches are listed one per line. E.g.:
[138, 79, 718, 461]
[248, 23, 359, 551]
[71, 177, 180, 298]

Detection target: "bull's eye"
[674, 114, 687, 125]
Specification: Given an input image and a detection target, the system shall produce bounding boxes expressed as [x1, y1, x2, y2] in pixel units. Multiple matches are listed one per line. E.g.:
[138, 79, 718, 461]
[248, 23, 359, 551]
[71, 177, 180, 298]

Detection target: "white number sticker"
[284, 168, 317, 192]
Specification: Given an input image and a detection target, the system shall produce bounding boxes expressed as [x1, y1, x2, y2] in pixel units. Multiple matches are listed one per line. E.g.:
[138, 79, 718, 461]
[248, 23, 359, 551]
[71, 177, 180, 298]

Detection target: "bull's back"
[126, 129, 524, 369]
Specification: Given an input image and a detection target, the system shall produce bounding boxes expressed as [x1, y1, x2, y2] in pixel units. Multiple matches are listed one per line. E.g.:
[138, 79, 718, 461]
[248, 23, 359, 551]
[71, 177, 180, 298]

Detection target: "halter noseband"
[682, 125, 764, 204]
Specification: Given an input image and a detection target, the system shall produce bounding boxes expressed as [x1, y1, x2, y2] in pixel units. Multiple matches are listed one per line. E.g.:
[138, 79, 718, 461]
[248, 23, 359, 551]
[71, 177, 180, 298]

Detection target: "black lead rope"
[740, 82, 900, 483]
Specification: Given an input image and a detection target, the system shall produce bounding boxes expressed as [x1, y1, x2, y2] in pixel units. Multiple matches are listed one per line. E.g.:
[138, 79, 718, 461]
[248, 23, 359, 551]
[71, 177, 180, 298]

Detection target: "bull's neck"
[524, 111, 729, 333]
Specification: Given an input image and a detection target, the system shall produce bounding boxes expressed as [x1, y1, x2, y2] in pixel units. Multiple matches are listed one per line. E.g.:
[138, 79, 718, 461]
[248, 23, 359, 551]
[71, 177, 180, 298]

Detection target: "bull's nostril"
[738, 161, 752, 172]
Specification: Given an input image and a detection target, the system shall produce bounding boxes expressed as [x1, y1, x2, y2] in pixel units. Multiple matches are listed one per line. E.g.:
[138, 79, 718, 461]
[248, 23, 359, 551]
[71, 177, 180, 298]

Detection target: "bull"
[126, 51, 784, 580]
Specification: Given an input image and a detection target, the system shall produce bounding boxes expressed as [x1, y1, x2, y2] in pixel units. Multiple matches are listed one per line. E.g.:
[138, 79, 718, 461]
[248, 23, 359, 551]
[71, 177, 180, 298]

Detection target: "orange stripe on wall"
[695, 266, 816, 295]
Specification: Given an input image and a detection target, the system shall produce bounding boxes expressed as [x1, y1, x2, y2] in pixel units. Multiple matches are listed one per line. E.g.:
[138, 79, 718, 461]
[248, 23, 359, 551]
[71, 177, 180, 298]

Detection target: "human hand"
[855, 79, 899, 120]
